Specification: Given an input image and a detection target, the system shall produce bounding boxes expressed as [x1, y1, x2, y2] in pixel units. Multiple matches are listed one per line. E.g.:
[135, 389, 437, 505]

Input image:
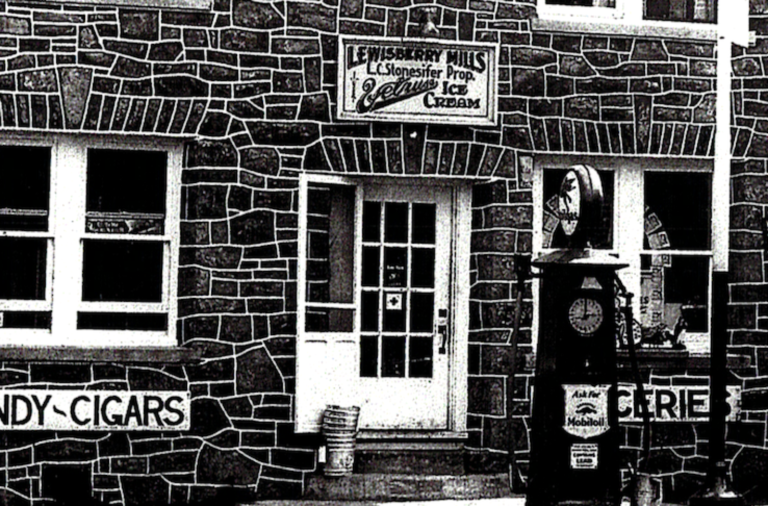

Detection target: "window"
[534, 158, 714, 353]
[0, 136, 181, 346]
[9, 0, 212, 9]
[538, 0, 717, 24]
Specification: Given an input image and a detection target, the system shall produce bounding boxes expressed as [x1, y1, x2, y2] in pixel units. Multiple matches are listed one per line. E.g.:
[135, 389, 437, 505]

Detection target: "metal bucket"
[322, 405, 360, 477]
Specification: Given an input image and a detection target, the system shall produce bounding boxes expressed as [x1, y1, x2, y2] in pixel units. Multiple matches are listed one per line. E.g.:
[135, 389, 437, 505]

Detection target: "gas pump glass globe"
[568, 297, 604, 335]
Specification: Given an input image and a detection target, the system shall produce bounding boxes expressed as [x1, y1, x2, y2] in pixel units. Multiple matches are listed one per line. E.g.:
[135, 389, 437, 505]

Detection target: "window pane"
[304, 183, 355, 305]
[410, 293, 434, 333]
[361, 291, 379, 331]
[546, 0, 615, 5]
[384, 247, 408, 287]
[363, 201, 381, 242]
[384, 202, 408, 243]
[383, 292, 407, 332]
[1, 311, 51, 329]
[77, 312, 167, 331]
[87, 149, 167, 215]
[362, 246, 380, 287]
[305, 307, 355, 332]
[0, 146, 50, 232]
[645, 0, 716, 22]
[644, 172, 711, 251]
[0, 238, 47, 300]
[360, 335, 379, 377]
[82, 240, 164, 302]
[409, 337, 433, 378]
[412, 204, 436, 244]
[542, 168, 614, 249]
[382, 335, 406, 377]
[411, 249, 435, 288]
[640, 254, 710, 342]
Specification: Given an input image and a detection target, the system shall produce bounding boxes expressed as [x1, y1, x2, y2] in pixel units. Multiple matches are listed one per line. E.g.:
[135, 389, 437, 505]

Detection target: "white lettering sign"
[337, 37, 498, 125]
[618, 384, 741, 422]
[563, 384, 610, 439]
[0, 390, 190, 431]
[570, 443, 599, 470]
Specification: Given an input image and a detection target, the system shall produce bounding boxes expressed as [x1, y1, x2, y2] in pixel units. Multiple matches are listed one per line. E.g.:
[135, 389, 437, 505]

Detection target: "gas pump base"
[689, 475, 744, 506]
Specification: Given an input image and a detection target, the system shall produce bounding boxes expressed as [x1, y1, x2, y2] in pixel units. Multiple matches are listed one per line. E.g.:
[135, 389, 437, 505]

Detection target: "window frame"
[536, 0, 718, 33]
[0, 133, 182, 347]
[8, 0, 213, 10]
[533, 156, 716, 353]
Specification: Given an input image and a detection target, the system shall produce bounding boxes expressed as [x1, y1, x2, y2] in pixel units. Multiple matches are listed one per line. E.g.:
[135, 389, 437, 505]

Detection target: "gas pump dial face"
[568, 297, 604, 336]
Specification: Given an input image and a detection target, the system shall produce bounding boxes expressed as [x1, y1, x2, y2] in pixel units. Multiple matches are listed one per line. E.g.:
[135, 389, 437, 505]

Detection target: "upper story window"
[0, 136, 181, 347]
[538, 0, 717, 24]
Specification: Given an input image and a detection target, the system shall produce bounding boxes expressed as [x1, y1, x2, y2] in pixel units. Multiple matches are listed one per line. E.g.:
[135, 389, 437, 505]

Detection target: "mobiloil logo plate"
[563, 384, 610, 439]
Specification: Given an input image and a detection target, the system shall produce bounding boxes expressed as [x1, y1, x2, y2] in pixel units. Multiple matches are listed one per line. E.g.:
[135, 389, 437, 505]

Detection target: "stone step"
[304, 473, 511, 502]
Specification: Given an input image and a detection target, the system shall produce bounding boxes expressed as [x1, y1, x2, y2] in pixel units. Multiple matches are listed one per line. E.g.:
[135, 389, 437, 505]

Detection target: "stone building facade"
[0, 0, 765, 504]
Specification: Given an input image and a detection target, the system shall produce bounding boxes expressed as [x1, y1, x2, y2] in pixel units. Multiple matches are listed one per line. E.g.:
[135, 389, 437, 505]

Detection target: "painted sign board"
[0, 390, 190, 430]
[618, 384, 741, 422]
[337, 36, 498, 125]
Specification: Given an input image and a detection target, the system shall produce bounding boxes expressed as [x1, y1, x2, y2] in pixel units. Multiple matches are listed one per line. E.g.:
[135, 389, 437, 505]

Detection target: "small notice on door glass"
[570, 443, 598, 469]
[386, 293, 403, 310]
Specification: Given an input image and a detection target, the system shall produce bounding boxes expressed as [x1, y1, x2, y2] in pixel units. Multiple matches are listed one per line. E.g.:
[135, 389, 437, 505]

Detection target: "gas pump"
[526, 165, 627, 506]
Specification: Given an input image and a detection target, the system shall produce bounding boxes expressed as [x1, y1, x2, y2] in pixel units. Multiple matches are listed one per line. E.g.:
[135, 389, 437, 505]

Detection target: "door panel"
[356, 183, 452, 430]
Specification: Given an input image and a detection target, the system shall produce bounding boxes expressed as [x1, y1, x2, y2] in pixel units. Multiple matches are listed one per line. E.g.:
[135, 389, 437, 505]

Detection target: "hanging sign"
[0, 390, 190, 431]
[337, 36, 498, 125]
[563, 384, 610, 439]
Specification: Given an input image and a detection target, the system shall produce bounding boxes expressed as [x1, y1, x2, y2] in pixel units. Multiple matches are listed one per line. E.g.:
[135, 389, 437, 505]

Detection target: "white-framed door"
[356, 182, 452, 430]
[295, 175, 469, 434]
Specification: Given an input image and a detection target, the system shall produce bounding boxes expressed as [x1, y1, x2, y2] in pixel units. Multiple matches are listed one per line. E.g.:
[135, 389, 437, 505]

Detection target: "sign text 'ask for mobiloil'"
[337, 37, 498, 125]
[0, 390, 190, 430]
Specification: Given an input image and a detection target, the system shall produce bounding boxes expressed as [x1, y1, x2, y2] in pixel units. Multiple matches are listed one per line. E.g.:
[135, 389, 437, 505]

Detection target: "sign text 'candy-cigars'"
[0, 390, 190, 431]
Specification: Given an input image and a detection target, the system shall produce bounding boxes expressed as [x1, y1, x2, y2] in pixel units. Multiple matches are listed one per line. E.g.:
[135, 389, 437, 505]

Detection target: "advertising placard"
[0, 390, 190, 430]
[618, 384, 741, 422]
[563, 384, 610, 439]
[337, 37, 498, 125]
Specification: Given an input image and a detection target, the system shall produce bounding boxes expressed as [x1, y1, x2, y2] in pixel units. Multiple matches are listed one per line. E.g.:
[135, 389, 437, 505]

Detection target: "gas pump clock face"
[568, 297, 604, 336]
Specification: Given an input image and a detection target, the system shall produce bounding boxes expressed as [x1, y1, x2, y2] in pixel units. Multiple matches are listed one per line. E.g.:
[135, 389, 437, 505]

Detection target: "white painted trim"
[450, 183, 471, 434]
[712, 32, 731, 272]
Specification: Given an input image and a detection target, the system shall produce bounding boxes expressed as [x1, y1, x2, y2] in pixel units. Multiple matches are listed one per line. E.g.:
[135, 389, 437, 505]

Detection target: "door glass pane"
[412, 204, 436, 244]
[0, 146, 50, 232]
[0, 238, 47, 300]
[305, 184, 356, 304]
[410, 293, 434, 333]
[305, 307, 355, 332]
[361, 291, 379, 331]
[384, 202, 408, 243]
[384, 247, 407, 287]
[363, 201, 381, 242]
[382, 335, 406, 377]
[644, 0, 716, 22]
[411, 249, 435, 288]
[383, 292, 407, 331]
[82, 240, 164, 302]
[78, 312, 167, 331]
[361, 335, 379, 377]
[362, 246, 380, 287]
[409, 337, 433, 378]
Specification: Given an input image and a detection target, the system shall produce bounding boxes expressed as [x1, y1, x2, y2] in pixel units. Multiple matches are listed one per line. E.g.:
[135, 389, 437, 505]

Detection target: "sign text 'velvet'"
[0, 390, 190, 431]
[337, 37, 498, 126]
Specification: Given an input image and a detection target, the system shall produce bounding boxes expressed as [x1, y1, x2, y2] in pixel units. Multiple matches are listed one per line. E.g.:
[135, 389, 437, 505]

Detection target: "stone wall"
[0, 0, 756, 503]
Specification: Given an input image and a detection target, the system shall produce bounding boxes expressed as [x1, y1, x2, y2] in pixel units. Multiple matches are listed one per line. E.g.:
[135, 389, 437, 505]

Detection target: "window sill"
[0, 346, 202, 364]
[617, 349, 751, 371]
[9, 0, 212, 9]
[531, 17, 718, 41]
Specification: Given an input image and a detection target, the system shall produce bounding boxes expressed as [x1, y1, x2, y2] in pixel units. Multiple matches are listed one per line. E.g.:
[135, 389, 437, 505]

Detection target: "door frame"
[295, 173, 470, 437]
